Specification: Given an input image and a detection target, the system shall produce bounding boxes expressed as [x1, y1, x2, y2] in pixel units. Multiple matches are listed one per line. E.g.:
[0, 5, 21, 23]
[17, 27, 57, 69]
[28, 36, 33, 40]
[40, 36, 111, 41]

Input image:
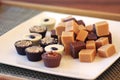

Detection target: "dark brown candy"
[77, 20, 85, 26]
[70, 41, 86, 58]
[87, 32, 98, 40]
[51, 30, 58, 39]
[62, 17, 78, 23]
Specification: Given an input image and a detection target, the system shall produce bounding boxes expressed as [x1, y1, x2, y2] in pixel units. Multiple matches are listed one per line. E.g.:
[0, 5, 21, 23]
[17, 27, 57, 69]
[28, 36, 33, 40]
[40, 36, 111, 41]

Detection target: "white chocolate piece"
[40, 17, 56, 31]
[45, 44, 64, 54]
[24, 33, 42, 44]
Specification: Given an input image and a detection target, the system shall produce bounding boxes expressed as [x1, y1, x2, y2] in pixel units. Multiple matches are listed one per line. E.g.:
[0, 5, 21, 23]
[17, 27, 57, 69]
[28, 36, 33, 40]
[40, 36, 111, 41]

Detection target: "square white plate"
[0, 11, 120, 80]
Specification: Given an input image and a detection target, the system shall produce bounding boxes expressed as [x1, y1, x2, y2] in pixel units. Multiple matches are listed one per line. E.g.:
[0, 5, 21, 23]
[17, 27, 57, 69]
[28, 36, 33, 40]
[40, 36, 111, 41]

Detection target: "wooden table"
[1, 0, 120, 21]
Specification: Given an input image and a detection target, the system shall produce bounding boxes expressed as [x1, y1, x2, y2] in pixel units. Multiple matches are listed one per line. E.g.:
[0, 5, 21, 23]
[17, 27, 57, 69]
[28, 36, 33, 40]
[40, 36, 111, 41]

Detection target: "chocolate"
[70, 41, 86, 58]
[99, 32, 112, 43]
[39, 37, 58, 48]
[25, 46, 43, 61]
[14, 40, 32, 55]
[51, 30, 58, 39]
[29, 25, 47, 38]
[77, 20, 85, 26]
[62, 16, 78, 23]
[87, 32, 97, 40]
[42, 52, 62, 67]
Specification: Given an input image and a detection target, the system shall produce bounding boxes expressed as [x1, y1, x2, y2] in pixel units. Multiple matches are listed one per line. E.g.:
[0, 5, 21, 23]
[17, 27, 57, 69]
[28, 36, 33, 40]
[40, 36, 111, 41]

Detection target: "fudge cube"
[78, 25, 86, 31]
[79, 49, 96, 62]
[76, 30, 88, 42]
[87, 32, 97, 40]
[70, 41, 86, 58]
[65, 20, 79, 34]
[95, 21, 109, 37]
[86, 25, 95, 32]
[55, 22, 65, 36]
[86, 40, 96, 49]
[100, 32, 112, 44]
[64, 44, 71, 55]
[98, 44, 116, 57]
[61, 31, 74, 45]
[96, 37, 109, 49]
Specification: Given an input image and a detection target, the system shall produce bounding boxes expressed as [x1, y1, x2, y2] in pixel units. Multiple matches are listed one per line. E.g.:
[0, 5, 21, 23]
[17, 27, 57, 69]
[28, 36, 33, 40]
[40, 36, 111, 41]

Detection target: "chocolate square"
[87, 32, 97, 40]
[70, 41, 86, 58]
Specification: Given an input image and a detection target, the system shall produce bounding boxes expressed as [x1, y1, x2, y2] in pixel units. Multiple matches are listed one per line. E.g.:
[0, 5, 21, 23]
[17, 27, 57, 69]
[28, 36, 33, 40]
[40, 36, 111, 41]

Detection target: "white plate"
[0, 11, 120, 80]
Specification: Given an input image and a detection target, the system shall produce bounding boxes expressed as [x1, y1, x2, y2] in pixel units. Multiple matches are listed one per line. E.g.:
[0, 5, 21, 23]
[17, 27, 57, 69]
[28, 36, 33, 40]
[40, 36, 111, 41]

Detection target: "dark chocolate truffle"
[29, 25, 47, 38]
[25, 46, 43, 61]
[42, 51, 62, 68]
[14, 40, 32, 55]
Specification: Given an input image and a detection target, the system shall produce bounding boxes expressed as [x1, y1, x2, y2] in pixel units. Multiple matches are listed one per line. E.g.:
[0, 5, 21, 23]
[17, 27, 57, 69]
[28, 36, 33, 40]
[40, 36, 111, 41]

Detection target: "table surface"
[11, 0, 120, 14]
[0, 5, 120, 80]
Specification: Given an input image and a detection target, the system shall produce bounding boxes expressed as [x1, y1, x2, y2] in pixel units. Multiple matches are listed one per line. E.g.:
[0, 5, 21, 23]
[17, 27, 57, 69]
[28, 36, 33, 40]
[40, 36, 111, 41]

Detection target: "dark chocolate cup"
[29, 27, 47, 38]
[14, 40, 32, 55]
[42, 53, 62, 68]
[26, 52, 43, 61]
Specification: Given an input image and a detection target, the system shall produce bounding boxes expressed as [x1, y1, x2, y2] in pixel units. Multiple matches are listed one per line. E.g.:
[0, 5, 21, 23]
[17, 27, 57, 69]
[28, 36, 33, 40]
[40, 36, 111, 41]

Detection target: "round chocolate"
[25, 46, 43, 61]
[14, 40, 32, 55]
[42, 52, 62, 68]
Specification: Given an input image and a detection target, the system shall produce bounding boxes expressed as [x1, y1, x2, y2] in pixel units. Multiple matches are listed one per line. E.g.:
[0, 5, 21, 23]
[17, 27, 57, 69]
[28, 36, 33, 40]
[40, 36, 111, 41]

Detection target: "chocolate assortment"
[14, 15, 116, 68]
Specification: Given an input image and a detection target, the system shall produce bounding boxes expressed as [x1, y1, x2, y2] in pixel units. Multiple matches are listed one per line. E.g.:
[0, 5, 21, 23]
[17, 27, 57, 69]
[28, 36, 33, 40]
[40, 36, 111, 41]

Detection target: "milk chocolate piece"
[87, 32, 97, 40]
[79, 49, 96, 62]
[51, 30, 58, 39]
[70, 41, 86, 58]
[77, 20, 85, 26]
[98, 44, 116, 57]
[42, 52, 62, 67]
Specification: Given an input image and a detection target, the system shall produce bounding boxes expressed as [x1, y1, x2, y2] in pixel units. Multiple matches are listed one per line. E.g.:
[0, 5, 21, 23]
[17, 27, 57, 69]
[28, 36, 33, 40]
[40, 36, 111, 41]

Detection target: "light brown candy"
[64, 44, 71, 55]
[61, 31, 74, 45]
[98, 44, 116, 57]
[78, 25, 86, 31]
[95, 21, 109, 37]
[96, 37, 109, 49]
[76, 30, 88, 42]
[79, 49, 96, 62]
[55, 22, 65, 36]
[65, 20, 79, 34]
[86, 40, 96, 49]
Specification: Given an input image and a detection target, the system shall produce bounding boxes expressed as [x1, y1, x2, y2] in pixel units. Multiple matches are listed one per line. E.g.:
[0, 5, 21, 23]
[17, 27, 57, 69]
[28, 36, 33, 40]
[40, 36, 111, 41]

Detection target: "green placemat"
[0, 5, 120, 80]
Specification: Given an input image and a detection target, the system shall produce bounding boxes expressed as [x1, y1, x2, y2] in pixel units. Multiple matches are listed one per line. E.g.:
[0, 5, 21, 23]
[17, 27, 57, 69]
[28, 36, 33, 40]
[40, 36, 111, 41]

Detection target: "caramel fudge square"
[65, 20, 79, 34]
[98, 44, 116, 57]
[79, 49, 96, 62]
[95, 21, 109, 37]
[61, 31, 74, 45]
